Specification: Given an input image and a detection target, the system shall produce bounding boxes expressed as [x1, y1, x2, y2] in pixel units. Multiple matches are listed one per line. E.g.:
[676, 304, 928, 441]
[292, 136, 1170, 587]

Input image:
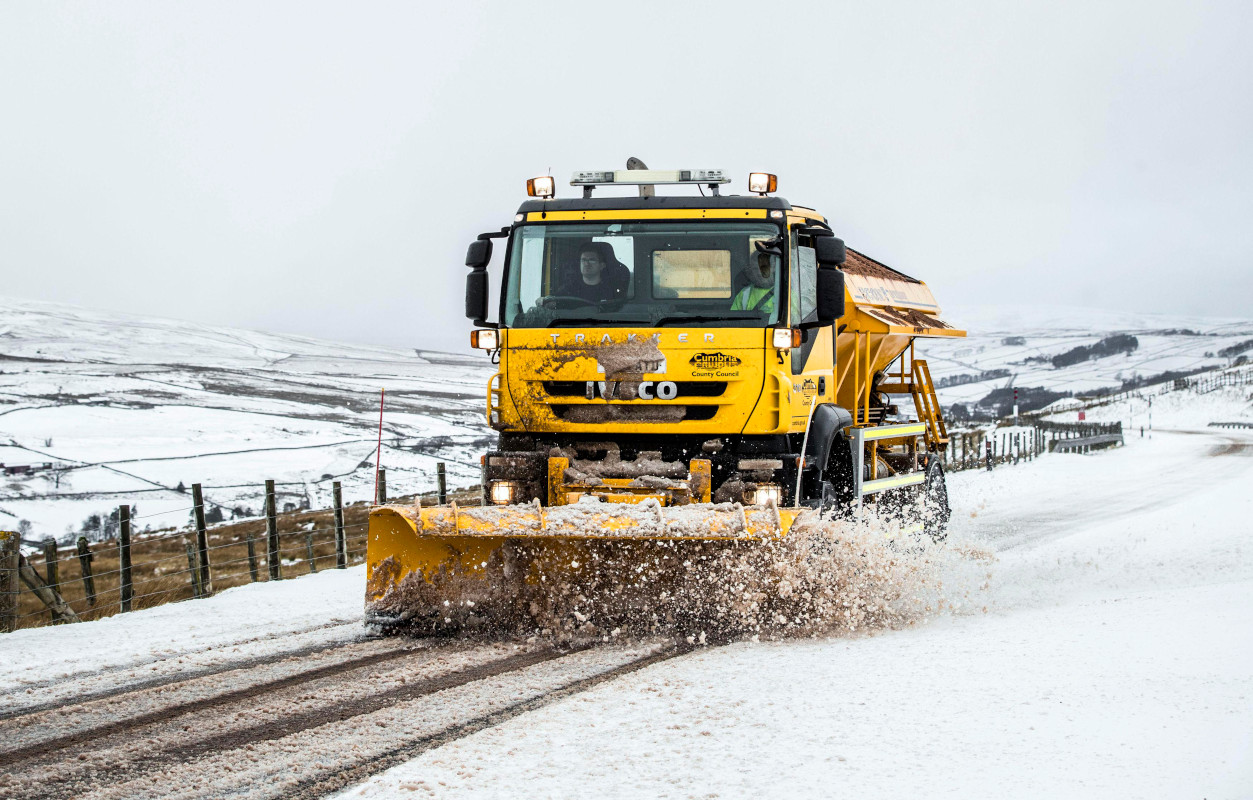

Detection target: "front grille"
[542, 381, 727, 398]
[550, 404, 718, 423]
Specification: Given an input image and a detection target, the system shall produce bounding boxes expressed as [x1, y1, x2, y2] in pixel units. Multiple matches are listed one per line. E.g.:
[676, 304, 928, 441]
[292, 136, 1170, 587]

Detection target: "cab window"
[791, 243, 818, 325]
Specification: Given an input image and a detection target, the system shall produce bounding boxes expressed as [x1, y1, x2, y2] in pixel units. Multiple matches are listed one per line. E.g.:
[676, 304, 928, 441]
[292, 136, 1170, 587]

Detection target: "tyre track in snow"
[0, 637, 529, 799]
[285, 641, 690, 800]
[0, 636, 433, 764]
[0, 637, 687, 800]
[0, 620, 368, 719]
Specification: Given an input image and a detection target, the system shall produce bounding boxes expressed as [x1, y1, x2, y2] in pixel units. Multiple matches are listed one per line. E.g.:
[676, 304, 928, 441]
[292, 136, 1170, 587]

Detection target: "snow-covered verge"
[337, 396, 1253, 798]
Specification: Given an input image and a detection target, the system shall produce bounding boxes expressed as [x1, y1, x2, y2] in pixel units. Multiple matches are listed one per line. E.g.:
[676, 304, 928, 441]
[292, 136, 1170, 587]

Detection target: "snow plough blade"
[364, 500, 801, 631]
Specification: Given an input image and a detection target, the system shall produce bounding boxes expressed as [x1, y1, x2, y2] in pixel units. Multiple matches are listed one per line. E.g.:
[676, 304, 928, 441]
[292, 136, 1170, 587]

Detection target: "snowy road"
[338, 421, 1251, 798]
[2, 391, 1250, 799]
[0, 636, 684, 800]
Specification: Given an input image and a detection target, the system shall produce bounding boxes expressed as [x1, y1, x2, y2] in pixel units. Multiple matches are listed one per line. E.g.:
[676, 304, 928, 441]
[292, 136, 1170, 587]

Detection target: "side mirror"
[465, 239, 492, 269]
[465, 271, 489, 323]
[815, 236, 846, 266]
[464, 227, 509, 325]
[815, 269, 845, 323]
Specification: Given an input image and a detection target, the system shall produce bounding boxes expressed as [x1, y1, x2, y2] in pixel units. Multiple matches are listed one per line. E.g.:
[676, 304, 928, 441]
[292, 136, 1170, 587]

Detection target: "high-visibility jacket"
[730, 285, 774, 313]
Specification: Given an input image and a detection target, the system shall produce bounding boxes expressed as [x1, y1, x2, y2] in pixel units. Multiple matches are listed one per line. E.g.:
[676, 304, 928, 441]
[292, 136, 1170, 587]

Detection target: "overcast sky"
[2, 1, 1250, 352]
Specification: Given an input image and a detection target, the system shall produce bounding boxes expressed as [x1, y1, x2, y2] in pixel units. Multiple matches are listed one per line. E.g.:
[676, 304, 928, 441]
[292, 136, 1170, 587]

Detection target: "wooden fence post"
[436, 462, 447, 505]
[119, 505, 132, 612]
[185, 541, 202, 598]
[246, 529, 259, 582]
[266, 480, 281, 581]
[333, 481, 346, 569]
[306, 532, 317, 574]
[192, 483, 212, 596]
[376, 468, 387, 505]
[76, 536, 96, 607]
[1, 530, 18, 633]
[17, 553, 81, 623]
[43, 538, 63, 624]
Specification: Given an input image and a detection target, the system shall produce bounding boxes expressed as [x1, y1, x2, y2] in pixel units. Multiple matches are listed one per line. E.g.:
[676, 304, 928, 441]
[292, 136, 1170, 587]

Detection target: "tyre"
[922, 457, 951, 542]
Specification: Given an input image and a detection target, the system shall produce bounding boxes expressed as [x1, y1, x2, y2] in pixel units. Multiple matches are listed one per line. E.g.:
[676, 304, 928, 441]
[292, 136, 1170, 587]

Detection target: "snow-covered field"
[4, 296, 1250, 542]
[0, 296, 495, 537]
[923, 302, 1253, 409]
[3, 382, 1249, 798]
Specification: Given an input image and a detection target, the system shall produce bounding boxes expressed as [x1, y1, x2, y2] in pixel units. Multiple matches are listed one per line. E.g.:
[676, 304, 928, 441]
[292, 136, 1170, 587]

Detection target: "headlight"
[749, 484, 780, 506]
[773, 328, 800, 349]
[471, 329, 499, 350]
[489, 480, 517, 505]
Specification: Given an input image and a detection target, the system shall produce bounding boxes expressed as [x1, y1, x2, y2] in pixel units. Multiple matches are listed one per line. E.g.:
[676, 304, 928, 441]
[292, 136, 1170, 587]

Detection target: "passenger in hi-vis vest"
[730, 250, 777, 312]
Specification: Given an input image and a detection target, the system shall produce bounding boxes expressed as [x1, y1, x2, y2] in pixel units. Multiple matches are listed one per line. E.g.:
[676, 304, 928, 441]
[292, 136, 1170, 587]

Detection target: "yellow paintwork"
[498, 327, 781, 435]
[365, 502, 800, 598]
[526, 208, 771, 222]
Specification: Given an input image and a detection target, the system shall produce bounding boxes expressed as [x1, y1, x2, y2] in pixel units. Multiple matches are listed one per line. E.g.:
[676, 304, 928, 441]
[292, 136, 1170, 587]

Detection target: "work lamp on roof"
[748, 172, 777, 195]
[527, 176, 555, 198]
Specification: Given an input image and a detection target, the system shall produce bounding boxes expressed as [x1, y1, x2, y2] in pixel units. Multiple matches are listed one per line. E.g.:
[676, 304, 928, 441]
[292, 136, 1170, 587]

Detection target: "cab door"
[788, 232, 836, 430]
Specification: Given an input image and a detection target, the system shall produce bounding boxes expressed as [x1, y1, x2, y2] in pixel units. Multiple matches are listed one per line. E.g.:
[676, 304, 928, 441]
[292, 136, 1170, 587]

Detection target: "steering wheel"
[537, 295, 598, 309]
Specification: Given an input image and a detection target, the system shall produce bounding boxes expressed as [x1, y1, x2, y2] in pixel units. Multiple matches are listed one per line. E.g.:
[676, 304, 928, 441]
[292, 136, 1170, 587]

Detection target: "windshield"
[502, 221, 784, 328]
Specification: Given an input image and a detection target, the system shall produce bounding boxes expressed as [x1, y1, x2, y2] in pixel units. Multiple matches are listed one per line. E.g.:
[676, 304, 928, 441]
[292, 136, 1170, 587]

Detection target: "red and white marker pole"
[373, 387, 385, 505]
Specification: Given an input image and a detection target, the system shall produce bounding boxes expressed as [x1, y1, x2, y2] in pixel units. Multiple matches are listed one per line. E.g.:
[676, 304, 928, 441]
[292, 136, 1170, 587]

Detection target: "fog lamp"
[489, 480, 517, 505]
[748, 172, 777, 195]
[471, 329, 498, 350]
[527, 176, 555, 198]
[749, 484, 780, 506]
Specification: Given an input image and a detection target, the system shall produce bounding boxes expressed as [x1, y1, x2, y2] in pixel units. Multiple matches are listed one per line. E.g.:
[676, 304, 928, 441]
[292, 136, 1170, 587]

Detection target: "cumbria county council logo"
[689, 352, 742, 370]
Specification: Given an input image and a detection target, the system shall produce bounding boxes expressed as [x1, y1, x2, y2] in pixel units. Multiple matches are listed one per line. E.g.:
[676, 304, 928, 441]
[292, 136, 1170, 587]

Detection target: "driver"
[562, 242, 629, 303]
[730, 251, 777, 312]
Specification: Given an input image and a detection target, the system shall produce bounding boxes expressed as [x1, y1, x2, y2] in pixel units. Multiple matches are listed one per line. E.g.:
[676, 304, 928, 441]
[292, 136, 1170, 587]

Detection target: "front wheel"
[922, 457, 951, 542]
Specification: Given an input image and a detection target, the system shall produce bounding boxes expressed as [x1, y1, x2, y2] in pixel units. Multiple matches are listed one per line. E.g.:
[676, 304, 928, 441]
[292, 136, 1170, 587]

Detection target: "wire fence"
[1, 470, 478, 632]
[10, 362, 1245, 633]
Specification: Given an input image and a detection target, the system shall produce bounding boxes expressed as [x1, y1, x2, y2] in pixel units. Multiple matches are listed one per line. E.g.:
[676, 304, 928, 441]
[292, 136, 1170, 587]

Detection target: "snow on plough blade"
[364, 500, 801, 632]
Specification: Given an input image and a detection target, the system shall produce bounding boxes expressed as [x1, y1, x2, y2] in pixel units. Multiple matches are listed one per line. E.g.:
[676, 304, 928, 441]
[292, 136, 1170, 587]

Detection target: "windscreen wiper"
[546, 317, 650, 328]
[651, 313, 762, 327]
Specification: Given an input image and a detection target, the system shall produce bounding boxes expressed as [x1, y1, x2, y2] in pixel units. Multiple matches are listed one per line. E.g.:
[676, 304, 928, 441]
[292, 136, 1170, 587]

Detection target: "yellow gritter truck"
[365, 163, 965, 632]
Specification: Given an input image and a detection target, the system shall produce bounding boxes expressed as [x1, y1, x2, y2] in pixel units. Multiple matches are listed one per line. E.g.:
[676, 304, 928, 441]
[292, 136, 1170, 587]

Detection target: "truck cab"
[464, 167, 962, 517]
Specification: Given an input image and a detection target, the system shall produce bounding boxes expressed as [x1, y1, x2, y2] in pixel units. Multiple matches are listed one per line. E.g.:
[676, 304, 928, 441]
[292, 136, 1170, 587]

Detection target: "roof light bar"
[570, 169, 730, 186]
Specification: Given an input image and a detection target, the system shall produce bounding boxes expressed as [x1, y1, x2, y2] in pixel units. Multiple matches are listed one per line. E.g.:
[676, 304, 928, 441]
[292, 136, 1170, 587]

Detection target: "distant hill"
[0, 296, 494, 539]
[923, 304, 1253, 418]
